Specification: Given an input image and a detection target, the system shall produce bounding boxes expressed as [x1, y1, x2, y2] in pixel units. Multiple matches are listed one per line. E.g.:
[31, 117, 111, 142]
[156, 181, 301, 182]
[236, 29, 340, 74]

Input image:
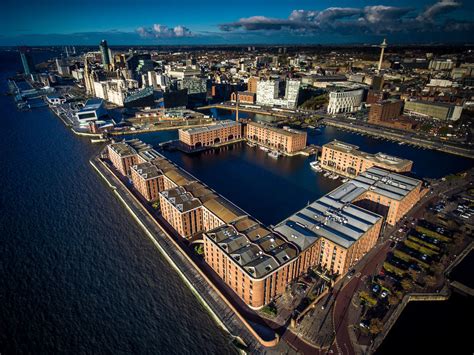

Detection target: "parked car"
[372, 284, 381, 293]
[347, 269, 356, 279]
[380, 290, 389, 298]
[360, 320, 370, 329]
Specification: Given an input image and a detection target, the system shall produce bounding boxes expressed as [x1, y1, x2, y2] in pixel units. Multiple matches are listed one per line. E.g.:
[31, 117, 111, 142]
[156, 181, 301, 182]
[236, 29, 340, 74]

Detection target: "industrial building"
[320, 140, 413, 178]
[106, 139, 424, 310]
[179, 120, 242, 149]
[404, 100, 462, 121]
[245, 122, 307, 154]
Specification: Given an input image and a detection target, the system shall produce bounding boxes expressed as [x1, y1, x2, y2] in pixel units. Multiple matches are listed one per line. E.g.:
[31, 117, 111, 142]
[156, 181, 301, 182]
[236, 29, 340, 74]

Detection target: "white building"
[93, 79, 139, 106]
[427, 79, 453, 87]
[56, 58, 70, 76]
[46, 95, 66, 106]
[75, 99, 107, 126]
[429, 59, 454, 71]
[71, 68, 84, 81]
[147, 71, 170, 90]
[165, 65, 201, 79]
[256, 79, 300, 109]
[327, 87, 364, 114]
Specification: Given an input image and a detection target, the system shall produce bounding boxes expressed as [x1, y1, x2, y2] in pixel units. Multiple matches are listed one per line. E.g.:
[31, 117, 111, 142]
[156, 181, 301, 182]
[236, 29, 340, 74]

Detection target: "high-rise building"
[19, 47, 36, 75]
[371, 75, 384, 91]
[99, 40, 111, 70]
[256, 79, 300, 109]
[368, 99, 403, 123]
[247, 77, 258, 93]
[56, 58, 71, 76]
[327, 87, 364, 114]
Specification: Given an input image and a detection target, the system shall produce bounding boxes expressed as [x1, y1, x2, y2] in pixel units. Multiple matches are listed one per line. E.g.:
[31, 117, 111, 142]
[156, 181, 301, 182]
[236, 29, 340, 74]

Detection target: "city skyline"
[2, 0, 474, 353]
[1, 0, 474, 45]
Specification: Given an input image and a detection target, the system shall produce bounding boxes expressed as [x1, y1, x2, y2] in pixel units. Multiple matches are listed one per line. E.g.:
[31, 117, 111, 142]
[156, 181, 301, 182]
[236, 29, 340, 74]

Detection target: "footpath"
[90, 156, 268, 353]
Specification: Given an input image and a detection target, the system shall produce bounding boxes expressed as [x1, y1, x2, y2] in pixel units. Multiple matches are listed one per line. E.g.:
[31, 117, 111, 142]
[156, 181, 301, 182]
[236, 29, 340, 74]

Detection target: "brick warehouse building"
[178, 120, 242, 149]
[349, 167, 425, 226]
[320, 140, 413, 178]
[368, 99, 403, 123]
[204, 181, 385, 309]
[107, 139, 153, 176]
[159, 181, 246, 238]
[245, 122, 307, 154]
[204, 167, 424, 308]
[106, 140, 424, 309]
[230, 91, 256, 104]
[130, 157, 191, 202]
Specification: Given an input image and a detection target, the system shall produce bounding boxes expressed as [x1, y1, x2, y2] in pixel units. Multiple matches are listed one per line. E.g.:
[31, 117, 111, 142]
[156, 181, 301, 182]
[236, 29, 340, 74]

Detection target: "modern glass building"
[99, 40, 111, 68]
[19, 47, 36, 75]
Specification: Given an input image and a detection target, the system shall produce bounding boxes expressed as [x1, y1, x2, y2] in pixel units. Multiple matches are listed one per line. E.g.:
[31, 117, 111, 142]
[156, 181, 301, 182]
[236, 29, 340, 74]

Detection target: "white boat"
[259, 146, 269, 152]
[310, 161, 320, 171]
[342, 178, 348, 183]
[324, 172, 331, 177]
[268, 151, 280, 159]
[332, 175, 339, 180]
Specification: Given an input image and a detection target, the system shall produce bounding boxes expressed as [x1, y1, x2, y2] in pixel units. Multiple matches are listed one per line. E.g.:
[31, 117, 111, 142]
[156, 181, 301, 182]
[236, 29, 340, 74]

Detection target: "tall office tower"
[99, 40, 111, 70]
[377, 38, 387, 72]
[372, 75, 385, 91]
[19, 47, 36, 75]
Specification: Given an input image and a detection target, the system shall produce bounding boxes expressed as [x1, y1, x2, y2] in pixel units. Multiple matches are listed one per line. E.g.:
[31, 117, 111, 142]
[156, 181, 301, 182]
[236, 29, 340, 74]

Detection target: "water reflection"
[121, 111, 472, 223]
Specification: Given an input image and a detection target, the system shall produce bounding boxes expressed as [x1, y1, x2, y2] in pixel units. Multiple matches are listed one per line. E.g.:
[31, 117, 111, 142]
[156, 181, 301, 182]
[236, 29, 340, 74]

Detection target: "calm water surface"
[0, 51, 234, 354]
[1, 50, 472, 354]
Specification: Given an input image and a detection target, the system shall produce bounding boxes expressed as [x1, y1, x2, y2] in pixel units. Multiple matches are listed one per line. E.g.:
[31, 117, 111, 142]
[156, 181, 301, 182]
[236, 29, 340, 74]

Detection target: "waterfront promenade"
[90, 155, 288, 353]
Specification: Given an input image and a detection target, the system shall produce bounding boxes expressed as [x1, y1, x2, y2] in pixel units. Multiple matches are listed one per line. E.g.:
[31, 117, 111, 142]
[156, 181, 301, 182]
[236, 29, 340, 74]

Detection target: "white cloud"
[219, 1, 469, 35]
[137, 24, 193, 38]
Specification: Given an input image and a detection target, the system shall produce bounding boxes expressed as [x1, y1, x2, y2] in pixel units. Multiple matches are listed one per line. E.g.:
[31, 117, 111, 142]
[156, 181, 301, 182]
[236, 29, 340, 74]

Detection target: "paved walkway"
[91, 157, 268, 353]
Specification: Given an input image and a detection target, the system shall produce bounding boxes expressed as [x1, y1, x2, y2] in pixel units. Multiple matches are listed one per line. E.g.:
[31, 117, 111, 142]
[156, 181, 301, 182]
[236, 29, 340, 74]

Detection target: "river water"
[0, 51, 234, 354]
[1, 49, 472, 354]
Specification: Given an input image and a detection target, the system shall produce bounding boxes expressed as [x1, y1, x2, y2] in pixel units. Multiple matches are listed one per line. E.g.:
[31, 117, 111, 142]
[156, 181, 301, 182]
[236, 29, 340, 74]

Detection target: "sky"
[1, 0, 473, 45]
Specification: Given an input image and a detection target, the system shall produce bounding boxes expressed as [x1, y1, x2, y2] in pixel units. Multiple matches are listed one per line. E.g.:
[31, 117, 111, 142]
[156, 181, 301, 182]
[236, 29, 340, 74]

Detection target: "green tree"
[388, 294, 400, 306]
[401, 279, 413, 291]
[430, 262, 444, 276]
[369, 318, 384, 335]
[424, 275, 437, 288]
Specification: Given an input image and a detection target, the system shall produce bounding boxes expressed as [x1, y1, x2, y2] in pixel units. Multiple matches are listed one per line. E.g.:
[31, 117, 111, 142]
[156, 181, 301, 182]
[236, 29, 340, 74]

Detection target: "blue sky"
[1, 0, 473, 45]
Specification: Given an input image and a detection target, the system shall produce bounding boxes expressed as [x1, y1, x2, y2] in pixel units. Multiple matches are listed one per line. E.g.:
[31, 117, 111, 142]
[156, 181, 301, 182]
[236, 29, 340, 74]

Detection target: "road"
[330, 242, 391, 355]
[323, 117, 474, 159]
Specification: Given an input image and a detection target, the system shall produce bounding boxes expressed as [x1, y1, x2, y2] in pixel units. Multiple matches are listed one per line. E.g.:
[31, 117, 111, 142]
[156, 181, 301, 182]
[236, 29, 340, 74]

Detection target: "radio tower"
[378, 38, 387, 72]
